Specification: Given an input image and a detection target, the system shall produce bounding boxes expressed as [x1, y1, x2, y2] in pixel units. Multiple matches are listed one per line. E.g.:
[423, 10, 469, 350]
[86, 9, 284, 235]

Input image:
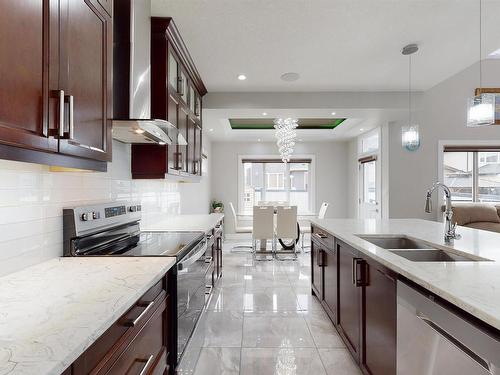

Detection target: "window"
[361, 132, 379, 153]
[240, 158, 313, 214]
[444, 149, 500, 202]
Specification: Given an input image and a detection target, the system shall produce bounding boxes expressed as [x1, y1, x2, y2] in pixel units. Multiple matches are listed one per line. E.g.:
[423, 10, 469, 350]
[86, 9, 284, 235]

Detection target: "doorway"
[358, 129, 382, 219]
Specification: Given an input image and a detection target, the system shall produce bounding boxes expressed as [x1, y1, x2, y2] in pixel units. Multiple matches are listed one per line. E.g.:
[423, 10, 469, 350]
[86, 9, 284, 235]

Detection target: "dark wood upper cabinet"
[0, 0, 111, 170]
[0, 0, 57, 152]
[362, 258, 397, 375]
[58, 0, 112, 161]
[132, 17, 206, 180]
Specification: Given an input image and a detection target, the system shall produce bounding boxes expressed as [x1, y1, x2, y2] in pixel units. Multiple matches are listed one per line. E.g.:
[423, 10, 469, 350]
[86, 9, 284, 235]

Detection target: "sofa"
[449, 203, 500, 233]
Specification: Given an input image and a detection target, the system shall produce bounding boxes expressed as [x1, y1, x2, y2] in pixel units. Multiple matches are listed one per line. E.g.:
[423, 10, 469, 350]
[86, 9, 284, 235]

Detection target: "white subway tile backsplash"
[0, 141, 182, 277]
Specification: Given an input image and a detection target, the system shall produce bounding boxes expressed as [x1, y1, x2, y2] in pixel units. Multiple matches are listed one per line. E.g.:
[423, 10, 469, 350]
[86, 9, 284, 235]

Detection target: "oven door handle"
[178, 240, 207, 270]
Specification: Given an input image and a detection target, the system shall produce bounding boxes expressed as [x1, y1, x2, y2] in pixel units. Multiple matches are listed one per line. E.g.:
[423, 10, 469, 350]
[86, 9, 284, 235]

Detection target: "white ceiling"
[203, 108, 407, 142]
[152, 0, 500, 92]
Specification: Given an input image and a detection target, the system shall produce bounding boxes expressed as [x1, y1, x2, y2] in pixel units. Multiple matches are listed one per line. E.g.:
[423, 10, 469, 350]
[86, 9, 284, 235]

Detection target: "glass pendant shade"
[467, 93, 496, 127]
[402, 125, 420, 151]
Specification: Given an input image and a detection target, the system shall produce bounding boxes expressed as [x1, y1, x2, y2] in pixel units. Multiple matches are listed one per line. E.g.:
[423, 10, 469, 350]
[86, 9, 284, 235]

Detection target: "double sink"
[357, 235, 489, 262]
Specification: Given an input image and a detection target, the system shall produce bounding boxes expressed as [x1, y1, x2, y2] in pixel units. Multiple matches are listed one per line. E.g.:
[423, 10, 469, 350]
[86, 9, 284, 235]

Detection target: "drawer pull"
[205, 256, 213, 263]
[314, 232, 328, 240]
[125, 301, 155, 327]
[138, 354, 154, 375]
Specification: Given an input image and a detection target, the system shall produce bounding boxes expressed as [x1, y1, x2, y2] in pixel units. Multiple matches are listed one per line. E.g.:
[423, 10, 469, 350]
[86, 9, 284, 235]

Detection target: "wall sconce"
[402, 125, 420, 151]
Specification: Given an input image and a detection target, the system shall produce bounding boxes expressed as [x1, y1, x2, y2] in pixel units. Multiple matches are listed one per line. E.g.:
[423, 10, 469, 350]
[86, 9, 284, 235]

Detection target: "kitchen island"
[309, 218, 500, 375]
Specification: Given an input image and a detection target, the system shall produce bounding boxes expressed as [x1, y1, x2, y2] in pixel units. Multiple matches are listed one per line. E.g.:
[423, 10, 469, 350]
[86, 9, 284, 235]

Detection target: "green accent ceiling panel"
[229, 118, 346, 130]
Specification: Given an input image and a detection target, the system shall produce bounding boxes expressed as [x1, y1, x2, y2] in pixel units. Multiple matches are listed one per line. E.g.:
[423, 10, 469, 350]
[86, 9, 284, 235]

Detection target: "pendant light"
[274, 118, 298, 163]
[467, 0, 496, 127]
[401, 43, 420, 151]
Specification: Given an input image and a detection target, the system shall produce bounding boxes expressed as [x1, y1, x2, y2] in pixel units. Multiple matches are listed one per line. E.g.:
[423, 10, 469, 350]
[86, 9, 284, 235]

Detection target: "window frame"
[438, 140, 500, 220]
[237, 154, 316, 215]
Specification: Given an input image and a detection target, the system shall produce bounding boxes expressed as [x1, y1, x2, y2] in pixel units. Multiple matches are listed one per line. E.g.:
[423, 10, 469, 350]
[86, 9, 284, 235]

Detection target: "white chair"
[228, 202, 253, 253]
[252, 205, 275, 261]
[275, 206, 298, 260]
[300, 202, 329, 251]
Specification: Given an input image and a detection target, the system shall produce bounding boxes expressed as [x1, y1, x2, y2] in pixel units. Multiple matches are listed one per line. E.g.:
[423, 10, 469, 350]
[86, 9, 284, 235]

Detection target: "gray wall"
[388, 59, 500, 219]
[210, 141, 349, 233]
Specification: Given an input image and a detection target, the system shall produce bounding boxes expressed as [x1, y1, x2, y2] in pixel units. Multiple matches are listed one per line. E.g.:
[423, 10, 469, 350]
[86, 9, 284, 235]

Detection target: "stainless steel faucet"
[425, 182, 461, 242]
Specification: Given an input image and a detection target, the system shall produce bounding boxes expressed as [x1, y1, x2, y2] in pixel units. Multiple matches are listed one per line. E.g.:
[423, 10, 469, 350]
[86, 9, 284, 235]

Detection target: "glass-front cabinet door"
[180, 70, 188, 102]
[195, 95, 201, 119]
[189, 84, 195, 113]
[168, 50, 178, 92]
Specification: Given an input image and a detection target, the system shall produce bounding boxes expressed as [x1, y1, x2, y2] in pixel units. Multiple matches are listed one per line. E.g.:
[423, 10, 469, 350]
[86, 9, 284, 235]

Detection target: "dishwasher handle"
[417, 313, 491, 373]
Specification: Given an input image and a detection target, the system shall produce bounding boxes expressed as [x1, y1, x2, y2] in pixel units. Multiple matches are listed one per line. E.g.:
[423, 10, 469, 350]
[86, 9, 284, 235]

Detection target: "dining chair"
[228, 202, 253, 253]
[300, 202, 329, 252]
[275, 205, 298, 260]
[252, 205, 275, 261]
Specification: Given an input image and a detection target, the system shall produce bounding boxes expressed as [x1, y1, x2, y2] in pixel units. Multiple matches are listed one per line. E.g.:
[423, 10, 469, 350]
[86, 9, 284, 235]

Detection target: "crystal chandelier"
[273, 118, 298, 163]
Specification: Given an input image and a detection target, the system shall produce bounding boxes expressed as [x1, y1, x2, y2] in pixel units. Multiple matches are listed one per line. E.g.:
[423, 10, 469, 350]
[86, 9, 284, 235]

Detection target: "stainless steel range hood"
[112, 119, 187, 145]
[112, 0, 184, 146]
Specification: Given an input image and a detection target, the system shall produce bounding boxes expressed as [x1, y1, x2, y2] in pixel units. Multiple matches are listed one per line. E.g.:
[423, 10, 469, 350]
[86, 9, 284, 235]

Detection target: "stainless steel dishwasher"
[397, 281, 500, 375]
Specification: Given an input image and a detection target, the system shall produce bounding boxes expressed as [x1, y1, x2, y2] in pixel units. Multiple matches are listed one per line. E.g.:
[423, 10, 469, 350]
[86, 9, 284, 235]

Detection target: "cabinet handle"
[138, 354, 154, 375]
[317, 249, 324, 267]
[177, 77, 184, 95]
[352, 258, 367, 287]
[205, 256, 213, 264]
[58, 90, 65, 137]
[124, 300, 155, 327]
[67, 95, 74, 140]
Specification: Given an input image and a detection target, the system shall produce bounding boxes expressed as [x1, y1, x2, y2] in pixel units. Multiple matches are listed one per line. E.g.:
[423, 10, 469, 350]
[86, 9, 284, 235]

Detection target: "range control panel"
[79, 204, 142, 222]
[64, 202, 142, 237]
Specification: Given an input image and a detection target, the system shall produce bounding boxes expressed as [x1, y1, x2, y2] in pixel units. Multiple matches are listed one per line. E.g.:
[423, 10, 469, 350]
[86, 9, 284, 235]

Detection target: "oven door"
[177, 238, 209, 362]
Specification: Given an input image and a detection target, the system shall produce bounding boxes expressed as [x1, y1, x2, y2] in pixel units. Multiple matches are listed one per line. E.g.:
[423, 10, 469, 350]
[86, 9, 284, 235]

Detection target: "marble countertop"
[142, 213, 224, 233]
[310, 218, 500, 331]
[0, 257, 176, 375]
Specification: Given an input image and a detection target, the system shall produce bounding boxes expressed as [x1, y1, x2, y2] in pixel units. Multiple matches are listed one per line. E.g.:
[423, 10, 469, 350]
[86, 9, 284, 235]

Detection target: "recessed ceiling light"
[360, 128, 364, 132]
[280, 72, 300, 82]
[331, 112, 336, 116]
[298, 138, 303, 141]
[262, 112, 268, 116]
[257, 138, 261, 142]
[209, 128, 214, 132]
[237, 74, 247, 81]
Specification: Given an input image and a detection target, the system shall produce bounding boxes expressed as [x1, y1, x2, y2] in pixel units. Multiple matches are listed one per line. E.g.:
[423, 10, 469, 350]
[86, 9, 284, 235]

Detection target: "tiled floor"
[185, 240, 362, 375]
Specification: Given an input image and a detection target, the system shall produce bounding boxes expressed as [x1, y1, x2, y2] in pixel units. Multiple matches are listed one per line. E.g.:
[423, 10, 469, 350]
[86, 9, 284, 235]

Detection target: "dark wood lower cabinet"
[310, 225, 396, 375]
[68, 272, 173, 375]
[310, 239, 324, 299]
[361, 258, 396, 375]
[337, 240, 363, 362]
[322, 246, 337, 323]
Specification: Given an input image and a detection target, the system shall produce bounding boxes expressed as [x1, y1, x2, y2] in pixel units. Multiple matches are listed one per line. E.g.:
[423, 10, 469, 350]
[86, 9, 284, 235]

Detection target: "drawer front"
[73, 279, 165, 375]
[106, 296, 168, 375]
[311, 225, 334, 249]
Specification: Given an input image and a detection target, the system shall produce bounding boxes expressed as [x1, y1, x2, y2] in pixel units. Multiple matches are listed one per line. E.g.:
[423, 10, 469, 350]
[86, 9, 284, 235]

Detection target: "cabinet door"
[362, 259, 396, 375]
[187, 117, 196, 174]
[0, 0, 58, 152]
[168, 49, 179, 94]
[323, 246, 337, 323]
[194, 125, 202, 176]
[177, 107, 188, 173]
[337, 241, 363, 363]
[311, 239, 324, 300]
[167, 95, 179, 174]
[58, 0, 112, 161]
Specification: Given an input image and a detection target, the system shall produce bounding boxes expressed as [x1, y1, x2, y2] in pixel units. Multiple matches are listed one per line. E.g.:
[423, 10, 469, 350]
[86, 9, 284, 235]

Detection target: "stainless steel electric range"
[63, 202, 212, 367]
